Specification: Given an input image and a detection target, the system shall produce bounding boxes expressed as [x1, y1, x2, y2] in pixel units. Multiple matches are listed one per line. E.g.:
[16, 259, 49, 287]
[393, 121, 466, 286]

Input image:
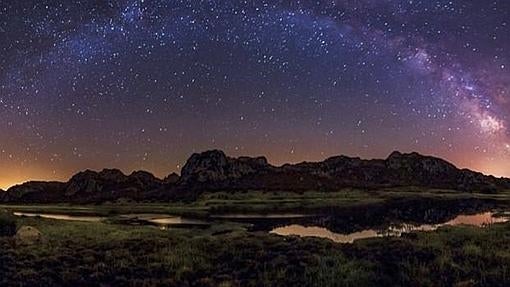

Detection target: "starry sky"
[1, 0, 509, 189]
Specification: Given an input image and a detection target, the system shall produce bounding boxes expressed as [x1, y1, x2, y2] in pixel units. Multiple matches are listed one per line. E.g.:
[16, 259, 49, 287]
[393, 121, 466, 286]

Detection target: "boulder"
[15, 226, 44, 245]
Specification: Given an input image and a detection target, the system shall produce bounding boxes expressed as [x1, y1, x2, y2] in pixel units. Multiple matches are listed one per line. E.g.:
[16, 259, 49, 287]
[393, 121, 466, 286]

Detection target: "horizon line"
[1, 149, 507, 191]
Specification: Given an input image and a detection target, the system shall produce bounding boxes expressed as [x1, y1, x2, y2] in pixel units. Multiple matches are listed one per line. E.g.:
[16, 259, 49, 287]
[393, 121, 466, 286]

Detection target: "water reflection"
[142, 216, 206, 226]
[13, 212, 103, 222]
[14, 210, 510, 240]
[212, 213, 309, 219]
[13, 212, 208, 227]
[270, 212, 509, 244]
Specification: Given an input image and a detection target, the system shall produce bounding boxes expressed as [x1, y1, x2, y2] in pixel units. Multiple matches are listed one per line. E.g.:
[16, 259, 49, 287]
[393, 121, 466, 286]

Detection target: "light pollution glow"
[1, 149, 509, 191]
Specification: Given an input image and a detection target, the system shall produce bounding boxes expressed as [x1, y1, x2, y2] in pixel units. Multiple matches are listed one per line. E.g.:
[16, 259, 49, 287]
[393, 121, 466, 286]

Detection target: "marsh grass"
[3, 189, 510, 286]
[2, 187, 510, 217]
[2, 215, 510, 286]
[0, 210, 16, 237]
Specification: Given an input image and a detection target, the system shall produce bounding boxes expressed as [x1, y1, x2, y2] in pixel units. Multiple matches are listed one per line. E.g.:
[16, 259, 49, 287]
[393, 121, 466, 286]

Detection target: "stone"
[15, 226, 44, 245]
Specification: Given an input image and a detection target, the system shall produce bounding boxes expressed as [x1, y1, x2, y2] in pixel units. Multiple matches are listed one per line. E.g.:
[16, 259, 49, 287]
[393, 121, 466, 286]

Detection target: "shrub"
[0, 210, 16, 237]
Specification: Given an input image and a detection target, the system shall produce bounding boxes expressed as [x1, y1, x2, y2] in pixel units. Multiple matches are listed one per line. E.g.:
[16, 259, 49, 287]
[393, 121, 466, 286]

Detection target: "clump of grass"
[0, 210, 16, 237]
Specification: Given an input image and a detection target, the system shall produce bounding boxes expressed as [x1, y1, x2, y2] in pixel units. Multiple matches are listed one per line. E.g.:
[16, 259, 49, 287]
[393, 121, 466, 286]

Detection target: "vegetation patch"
[0, 210, 16, 237]
[2, 215, 510, 286]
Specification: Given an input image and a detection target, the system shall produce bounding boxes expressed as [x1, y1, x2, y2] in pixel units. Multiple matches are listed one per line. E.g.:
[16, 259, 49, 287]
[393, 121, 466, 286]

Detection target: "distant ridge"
[1, 150, 509, 203]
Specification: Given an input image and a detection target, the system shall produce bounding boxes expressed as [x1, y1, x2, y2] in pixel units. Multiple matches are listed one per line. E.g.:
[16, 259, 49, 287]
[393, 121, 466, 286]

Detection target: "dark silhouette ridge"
[1, 150, 509, 203]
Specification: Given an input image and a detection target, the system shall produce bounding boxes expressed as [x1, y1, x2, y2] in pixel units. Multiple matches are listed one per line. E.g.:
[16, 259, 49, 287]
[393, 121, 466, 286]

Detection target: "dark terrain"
[2, 150, 509, 203]
[2, 151, 510, 286]
[2, 209, 510, 287]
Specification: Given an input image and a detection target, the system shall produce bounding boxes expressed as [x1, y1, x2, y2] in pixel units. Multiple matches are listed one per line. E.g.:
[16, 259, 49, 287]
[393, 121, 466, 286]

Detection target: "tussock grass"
[2, 215, 510, 286]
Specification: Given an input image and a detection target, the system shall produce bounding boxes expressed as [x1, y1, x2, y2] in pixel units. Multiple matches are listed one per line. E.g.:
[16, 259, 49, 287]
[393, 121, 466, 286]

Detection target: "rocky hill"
[0, 169, 169, 203]
[1, 150, 509, 203]
[178, 150, 510, 193]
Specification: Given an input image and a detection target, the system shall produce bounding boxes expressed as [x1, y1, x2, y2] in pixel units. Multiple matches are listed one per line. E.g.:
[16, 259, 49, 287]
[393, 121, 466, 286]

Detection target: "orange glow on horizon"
[0, 175, 58, 191]
[0, 178, 28, 190]
[1, 150, 509, 191]
[0, 166, 68, 191]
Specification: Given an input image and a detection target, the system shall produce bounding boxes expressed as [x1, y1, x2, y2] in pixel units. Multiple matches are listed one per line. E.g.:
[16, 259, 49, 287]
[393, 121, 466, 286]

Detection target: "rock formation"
[180, 150, 270, 183]
[163, 173, 180, 184]
[1, 150, 509, 203]
[0, 181, 67, 203]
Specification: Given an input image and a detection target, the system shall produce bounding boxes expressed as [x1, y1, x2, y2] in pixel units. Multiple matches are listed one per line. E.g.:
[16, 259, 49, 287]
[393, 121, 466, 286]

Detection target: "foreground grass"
[1, 217, 373, 286]
[2, 216, 510, 286]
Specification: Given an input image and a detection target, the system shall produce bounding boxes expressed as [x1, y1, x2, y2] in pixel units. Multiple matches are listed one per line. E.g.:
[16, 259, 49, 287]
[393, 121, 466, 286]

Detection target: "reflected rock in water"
[270, 212, 509, 244]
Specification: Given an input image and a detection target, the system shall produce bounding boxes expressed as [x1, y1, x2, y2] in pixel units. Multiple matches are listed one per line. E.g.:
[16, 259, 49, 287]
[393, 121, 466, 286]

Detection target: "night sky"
[1, 0, 509, 189]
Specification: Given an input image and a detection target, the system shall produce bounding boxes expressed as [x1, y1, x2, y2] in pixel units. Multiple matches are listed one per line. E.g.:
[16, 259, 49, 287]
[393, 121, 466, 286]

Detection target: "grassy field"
[0, 189, 379, 217]
[2, 187, 510, 217]
[2, 189, 510, 286]
[2, 214, 510, 286]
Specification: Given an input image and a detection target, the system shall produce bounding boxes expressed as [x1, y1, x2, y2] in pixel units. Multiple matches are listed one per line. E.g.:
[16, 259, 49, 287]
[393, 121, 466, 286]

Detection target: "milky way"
[0, 0, 509, 188]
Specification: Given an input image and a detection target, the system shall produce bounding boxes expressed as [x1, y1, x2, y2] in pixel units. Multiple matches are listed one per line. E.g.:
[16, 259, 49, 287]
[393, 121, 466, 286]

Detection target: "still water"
[13, 212, 206, 226]
[13, 212, 103, 222]
[211, 213, 309, 219]
[132, 214, 207, 226]
[14, 210, 509, 243]
[270, 212, 509, 243]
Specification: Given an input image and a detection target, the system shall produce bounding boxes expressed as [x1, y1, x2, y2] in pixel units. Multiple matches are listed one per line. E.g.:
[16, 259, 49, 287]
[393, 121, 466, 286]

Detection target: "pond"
[270, 212, 509, 243]
[13, 209, 510, 244]
[13, 212, 207, 227]
[13, 212, 104, 222]
[211, 213, 310, 219]
[122, 214, 208, 227]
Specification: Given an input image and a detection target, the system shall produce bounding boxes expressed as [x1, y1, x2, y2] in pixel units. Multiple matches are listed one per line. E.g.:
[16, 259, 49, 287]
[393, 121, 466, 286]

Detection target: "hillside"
[1, 150, 509, 203]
